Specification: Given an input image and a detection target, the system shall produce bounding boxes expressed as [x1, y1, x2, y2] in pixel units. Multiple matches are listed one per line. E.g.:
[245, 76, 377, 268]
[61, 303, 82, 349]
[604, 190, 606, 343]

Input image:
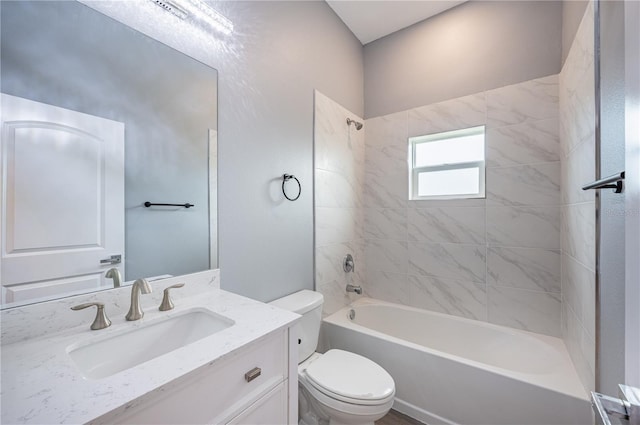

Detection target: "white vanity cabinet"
[227, 381, 288, 424]
[1, 280, 301, 425]
[95, 328, 296, 425]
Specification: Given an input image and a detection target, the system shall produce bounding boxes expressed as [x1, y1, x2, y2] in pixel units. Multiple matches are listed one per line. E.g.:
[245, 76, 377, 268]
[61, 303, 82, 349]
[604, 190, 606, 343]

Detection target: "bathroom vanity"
[0, 270, 300, 424]
[0, 4, 299, 423]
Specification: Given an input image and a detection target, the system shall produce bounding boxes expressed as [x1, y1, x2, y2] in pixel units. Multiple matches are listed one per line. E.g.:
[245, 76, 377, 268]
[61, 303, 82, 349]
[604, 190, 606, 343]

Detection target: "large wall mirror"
[0, 0, 218, 308]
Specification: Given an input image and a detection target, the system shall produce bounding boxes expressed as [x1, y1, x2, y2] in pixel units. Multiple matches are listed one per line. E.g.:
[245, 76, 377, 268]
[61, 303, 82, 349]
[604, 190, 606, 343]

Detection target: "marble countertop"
[1, 288, 299, 424]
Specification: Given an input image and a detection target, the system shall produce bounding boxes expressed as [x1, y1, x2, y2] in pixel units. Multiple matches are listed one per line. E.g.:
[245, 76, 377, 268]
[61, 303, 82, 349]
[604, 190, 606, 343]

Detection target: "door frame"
[625, 0, 640, 387]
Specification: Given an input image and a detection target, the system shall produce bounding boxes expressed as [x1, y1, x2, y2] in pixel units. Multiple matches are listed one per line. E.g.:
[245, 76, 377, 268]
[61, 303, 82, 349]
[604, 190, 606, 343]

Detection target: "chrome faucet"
[126, 278, 152, 321]
[346, 284, 362, 295]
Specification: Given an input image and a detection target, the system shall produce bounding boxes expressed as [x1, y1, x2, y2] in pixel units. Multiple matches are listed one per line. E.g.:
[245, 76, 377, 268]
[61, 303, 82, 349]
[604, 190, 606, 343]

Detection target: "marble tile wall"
[363, 75, 563, 337]
[314, 28, 594, 391]
[314, 91, 366, 315]
[559, 1, 596, 392]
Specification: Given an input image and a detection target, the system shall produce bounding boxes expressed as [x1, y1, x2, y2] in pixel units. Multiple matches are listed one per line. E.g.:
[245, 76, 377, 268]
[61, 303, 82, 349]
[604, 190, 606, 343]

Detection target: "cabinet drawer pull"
[244, 367, 261, 382]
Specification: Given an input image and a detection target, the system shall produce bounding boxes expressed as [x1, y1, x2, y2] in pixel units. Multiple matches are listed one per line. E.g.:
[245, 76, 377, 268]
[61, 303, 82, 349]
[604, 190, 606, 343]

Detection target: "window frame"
[408, 125, 486, 201]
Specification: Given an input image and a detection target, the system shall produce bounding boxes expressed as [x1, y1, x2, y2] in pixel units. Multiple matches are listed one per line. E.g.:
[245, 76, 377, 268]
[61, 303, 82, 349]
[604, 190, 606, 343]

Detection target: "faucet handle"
[71, 302, 112, 330]
[343, 254, 355, 273]
[159, 283, 185, 311]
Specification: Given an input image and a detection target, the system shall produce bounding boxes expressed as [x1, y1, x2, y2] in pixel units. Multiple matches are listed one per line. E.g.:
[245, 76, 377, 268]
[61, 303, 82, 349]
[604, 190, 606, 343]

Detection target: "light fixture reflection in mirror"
[149, 0, 234, 35]
[0, 1, 218, 309]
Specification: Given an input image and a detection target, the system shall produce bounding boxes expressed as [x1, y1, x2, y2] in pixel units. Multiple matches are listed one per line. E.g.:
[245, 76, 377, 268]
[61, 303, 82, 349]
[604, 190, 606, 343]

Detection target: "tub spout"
[346, 284, 362, 295]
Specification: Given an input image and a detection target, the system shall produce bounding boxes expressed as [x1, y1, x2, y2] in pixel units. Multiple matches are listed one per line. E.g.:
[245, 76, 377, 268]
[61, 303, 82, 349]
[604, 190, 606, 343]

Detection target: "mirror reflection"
[0, 1, 218, 308]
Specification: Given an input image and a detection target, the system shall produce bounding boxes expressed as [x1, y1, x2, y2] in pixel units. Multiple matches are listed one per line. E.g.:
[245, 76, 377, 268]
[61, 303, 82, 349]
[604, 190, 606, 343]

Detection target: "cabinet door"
[226, 381, 287, 425]
[95, 330, 287, 425]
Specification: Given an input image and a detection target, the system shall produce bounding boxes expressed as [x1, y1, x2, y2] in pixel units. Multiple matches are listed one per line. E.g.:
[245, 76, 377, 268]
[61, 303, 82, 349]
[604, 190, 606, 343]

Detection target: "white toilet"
[270, 290, 395, 425]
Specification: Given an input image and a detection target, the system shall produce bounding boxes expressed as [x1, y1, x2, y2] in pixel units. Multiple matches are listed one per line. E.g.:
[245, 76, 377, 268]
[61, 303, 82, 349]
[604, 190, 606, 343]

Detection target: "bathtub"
[322, 298, 592, 425]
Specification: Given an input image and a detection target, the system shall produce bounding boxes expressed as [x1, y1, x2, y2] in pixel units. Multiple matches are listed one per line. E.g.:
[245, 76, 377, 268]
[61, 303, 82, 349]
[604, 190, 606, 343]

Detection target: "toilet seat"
[304, 349, 395, 406]
[300, 376, 395, 419]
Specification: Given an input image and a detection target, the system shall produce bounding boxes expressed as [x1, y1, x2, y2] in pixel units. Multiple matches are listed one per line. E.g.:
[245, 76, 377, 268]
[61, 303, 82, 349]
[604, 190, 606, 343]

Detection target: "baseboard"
[392, 398, 459, 425]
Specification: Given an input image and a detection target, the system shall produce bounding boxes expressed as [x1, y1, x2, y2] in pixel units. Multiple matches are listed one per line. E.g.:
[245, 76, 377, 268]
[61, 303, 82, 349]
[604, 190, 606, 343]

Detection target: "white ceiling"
[326, 1, 467, 45]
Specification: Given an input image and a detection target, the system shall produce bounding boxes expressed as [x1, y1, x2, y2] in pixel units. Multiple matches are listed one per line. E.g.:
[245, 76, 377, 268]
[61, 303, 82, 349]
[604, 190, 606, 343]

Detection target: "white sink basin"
[67, 308, 234, 379]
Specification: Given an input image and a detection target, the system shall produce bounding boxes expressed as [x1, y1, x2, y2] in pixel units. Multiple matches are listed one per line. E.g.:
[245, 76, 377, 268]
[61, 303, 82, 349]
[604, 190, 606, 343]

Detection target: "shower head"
[346, 118, 363, 131]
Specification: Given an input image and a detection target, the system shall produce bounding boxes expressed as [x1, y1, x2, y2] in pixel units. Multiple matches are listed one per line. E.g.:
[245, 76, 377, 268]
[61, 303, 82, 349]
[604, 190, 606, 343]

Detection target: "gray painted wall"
[214, 1, 364, 301]
[562, 0, 589, 64]
[363, 1, 563, 118]
[28, 0, 363, 303]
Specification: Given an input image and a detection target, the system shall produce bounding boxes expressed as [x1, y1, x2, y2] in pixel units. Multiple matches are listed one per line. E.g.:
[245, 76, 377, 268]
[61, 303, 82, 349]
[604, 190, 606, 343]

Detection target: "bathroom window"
[409, 126, 485, 200]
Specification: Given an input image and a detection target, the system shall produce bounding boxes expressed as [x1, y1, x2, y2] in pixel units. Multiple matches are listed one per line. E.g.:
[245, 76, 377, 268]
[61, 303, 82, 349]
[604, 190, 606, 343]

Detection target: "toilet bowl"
[298, 351, 395, 425]
[269, 290, 395, 425]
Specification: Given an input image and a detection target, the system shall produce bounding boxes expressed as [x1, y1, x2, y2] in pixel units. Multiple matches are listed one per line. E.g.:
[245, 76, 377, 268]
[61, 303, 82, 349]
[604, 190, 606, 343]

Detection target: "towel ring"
[282, 174, 301, 201]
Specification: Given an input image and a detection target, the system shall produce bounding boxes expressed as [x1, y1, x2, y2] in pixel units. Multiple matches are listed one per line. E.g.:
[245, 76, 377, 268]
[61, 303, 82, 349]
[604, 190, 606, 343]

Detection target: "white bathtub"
[322, 298, 592, 425]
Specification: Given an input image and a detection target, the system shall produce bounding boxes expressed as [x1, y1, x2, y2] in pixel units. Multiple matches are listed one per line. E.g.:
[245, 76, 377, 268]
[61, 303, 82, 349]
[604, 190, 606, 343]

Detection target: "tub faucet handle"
[343, 254, 355, 273]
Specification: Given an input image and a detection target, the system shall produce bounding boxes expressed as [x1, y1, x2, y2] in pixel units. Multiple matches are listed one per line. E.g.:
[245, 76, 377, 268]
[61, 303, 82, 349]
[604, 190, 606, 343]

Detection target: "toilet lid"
[305, 349, 395, 403]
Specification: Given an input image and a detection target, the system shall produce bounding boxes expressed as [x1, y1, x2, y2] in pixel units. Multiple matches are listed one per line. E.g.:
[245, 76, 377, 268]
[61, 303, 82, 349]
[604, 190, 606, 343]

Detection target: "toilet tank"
[269, 290, 323, 363]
